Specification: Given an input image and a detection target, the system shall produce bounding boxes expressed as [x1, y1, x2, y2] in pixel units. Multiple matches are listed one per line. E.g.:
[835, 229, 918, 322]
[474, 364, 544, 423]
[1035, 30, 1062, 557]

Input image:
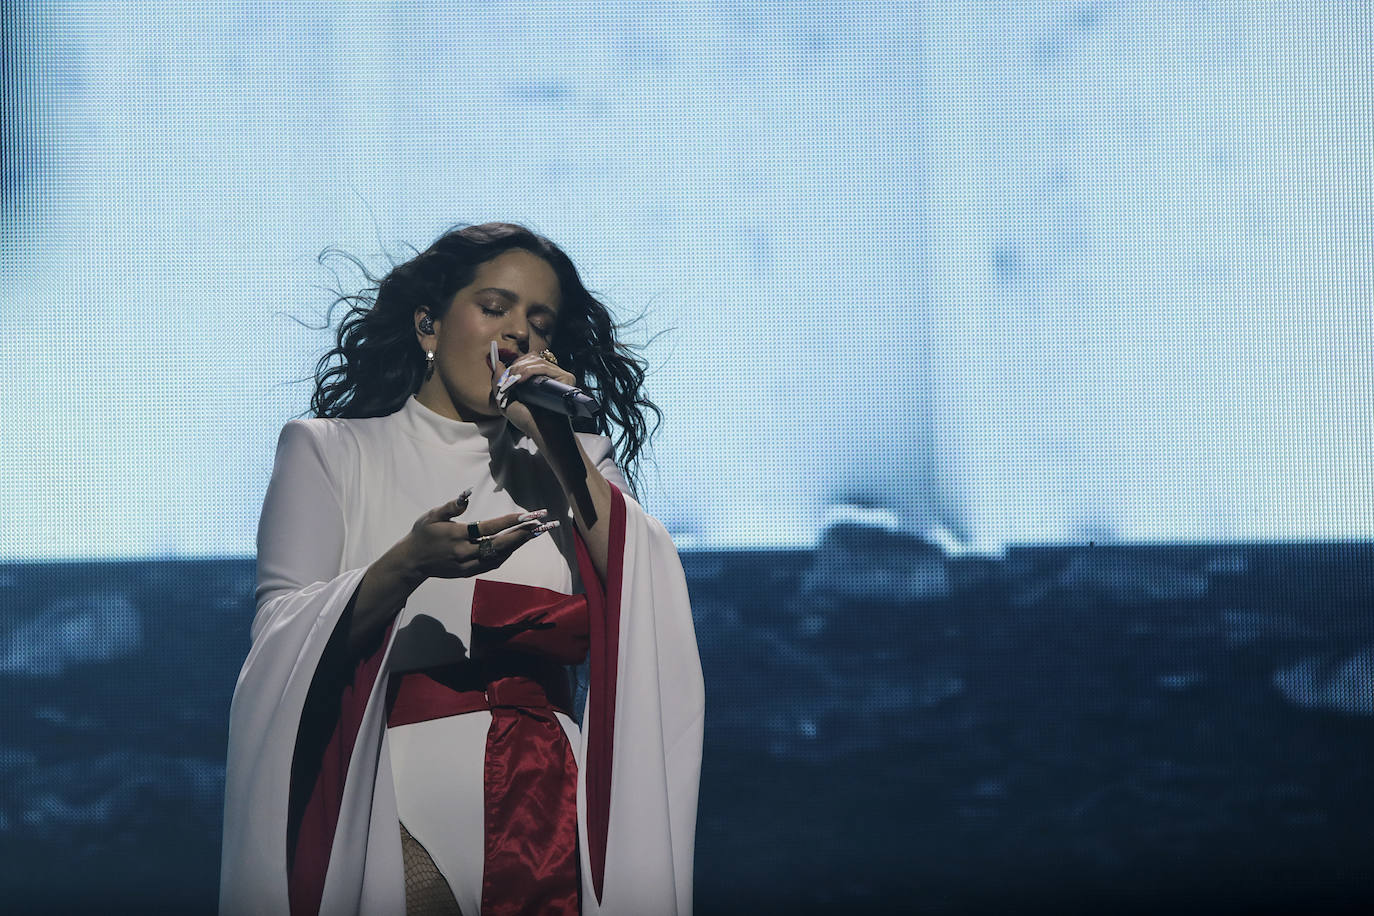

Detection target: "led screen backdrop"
[1, 2, 1372, 913]
[2, 0, 1369, 560]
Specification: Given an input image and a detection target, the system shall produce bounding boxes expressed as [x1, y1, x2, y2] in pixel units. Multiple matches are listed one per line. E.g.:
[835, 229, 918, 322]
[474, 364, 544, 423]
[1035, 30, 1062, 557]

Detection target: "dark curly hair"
[311, 222, 660, 488]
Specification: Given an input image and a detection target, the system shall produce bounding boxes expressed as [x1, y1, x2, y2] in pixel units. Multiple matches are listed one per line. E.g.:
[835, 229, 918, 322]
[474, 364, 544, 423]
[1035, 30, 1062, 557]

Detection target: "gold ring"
[539, 349, 558, 366]
[475, 536, 495, 561]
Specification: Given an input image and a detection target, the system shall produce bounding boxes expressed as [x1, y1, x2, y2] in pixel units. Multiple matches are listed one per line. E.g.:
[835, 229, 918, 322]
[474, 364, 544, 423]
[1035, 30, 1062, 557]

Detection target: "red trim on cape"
[575, 482, 627, 904]
[286, 618, 393, 916]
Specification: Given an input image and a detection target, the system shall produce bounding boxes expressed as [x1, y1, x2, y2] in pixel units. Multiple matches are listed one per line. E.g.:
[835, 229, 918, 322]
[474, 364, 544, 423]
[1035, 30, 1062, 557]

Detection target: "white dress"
[219, 395, 704, 915]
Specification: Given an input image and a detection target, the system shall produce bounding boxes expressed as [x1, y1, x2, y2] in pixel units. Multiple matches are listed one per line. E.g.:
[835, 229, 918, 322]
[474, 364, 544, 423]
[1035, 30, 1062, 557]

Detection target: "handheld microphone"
[512, 376, 601, 419]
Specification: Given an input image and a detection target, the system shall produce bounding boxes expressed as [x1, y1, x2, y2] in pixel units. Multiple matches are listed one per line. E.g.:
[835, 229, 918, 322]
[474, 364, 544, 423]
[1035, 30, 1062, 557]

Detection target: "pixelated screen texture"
[0, 1, 1370, 559]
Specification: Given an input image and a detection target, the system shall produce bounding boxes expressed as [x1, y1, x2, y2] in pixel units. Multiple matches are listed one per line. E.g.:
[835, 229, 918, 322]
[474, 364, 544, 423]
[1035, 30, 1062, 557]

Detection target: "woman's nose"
[503, 319, 530, 349]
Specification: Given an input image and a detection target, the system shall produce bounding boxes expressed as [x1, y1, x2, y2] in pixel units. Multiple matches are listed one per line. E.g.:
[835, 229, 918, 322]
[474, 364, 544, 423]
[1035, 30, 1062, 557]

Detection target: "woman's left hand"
[488, 341, 579, 443]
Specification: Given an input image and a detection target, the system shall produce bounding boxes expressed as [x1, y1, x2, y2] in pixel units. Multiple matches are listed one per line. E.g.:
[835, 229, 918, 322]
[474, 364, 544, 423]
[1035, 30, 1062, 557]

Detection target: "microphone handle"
[512, 376, 601, 419]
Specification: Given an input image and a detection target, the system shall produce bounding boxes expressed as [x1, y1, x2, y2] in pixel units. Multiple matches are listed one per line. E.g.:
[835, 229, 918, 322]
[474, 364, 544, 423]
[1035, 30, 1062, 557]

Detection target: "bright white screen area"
[0, 1, 1370, 560]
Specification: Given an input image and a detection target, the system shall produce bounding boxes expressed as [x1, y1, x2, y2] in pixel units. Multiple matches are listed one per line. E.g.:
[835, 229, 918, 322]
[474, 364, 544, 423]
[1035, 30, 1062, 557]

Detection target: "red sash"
[387, 583, 592, 916]
[285, 483, 627, 915]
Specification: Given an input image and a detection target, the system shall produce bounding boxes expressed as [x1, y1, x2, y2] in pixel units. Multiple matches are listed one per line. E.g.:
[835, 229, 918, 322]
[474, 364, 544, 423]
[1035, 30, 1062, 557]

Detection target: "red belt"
[388, 660, 573, 725]
[387, 658, 580, 916]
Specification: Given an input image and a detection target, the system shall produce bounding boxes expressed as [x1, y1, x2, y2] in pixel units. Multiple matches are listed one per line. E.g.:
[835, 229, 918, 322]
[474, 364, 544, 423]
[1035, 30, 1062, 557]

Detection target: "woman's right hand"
[348, 490, 557, 653]
[400, 489, 557, 580]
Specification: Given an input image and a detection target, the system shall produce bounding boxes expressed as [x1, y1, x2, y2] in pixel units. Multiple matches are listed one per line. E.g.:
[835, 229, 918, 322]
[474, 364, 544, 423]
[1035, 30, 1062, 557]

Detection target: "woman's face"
[415, 248, 563, 421]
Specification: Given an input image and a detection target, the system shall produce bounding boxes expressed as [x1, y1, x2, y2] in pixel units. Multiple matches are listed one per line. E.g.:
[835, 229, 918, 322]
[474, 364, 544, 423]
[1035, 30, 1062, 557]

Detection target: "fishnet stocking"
[399, 821, 465, 916]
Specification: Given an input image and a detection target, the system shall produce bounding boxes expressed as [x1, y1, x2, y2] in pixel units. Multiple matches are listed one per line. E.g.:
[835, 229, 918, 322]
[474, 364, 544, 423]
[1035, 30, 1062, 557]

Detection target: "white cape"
[220, 408, 704, 915]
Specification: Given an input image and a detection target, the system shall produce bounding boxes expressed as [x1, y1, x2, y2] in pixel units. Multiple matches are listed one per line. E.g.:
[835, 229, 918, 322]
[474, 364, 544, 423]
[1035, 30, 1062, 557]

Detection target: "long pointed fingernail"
[489, 341, 500, 370]
[518, 509, 548, 522]
[497, 373, 521, 392]
[458, 487, 472, 501]
[532, 520, 560, 533]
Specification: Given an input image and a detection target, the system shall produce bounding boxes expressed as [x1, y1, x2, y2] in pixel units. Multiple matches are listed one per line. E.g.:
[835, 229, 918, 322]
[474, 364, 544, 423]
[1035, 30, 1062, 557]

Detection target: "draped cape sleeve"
[574, 477, 706, 916]
[220, 419, 406, 915]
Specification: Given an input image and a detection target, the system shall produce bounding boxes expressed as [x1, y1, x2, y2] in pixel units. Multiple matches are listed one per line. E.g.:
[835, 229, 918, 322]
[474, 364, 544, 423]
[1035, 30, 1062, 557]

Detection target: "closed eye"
[482, 306, 554, 340]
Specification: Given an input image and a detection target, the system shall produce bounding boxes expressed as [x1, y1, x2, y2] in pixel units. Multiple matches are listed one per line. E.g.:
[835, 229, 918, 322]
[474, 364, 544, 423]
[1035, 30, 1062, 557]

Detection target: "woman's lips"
[497, 348, 521, 365]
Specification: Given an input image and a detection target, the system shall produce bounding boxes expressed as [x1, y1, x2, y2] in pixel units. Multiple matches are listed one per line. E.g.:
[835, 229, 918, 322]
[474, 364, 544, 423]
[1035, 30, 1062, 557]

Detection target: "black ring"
[467, 522, 482, 541]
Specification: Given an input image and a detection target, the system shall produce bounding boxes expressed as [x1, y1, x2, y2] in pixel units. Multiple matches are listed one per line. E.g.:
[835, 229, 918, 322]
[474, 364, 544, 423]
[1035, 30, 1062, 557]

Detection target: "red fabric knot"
[383, 578, 597, 916]
[384, 663, 580, 915]
[466, 580, 592, 914]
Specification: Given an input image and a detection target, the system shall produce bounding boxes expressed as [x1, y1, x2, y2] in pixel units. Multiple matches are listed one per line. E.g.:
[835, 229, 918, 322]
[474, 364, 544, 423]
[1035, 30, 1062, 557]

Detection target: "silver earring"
[425, 349, 435, 381]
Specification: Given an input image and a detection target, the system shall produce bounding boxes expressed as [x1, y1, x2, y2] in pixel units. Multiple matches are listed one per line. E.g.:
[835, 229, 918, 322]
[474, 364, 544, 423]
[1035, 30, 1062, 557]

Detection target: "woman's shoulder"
[271, 416, 381, 497]
[276, 415, 373, 454]
[283, 404, 409, 439]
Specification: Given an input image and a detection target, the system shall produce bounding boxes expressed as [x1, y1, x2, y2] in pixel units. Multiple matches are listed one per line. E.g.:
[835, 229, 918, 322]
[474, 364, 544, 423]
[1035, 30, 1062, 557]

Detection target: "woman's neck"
[414, 380, 495, 424]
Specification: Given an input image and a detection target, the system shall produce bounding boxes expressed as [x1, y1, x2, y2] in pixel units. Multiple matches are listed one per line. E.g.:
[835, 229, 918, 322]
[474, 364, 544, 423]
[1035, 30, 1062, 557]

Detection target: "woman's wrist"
[529, 420, 613, 580]
[532, 414, 601, 490]
[348, 538, 425, 653]
[375, 536, 427, 596]
[527, 409, 573, 456]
